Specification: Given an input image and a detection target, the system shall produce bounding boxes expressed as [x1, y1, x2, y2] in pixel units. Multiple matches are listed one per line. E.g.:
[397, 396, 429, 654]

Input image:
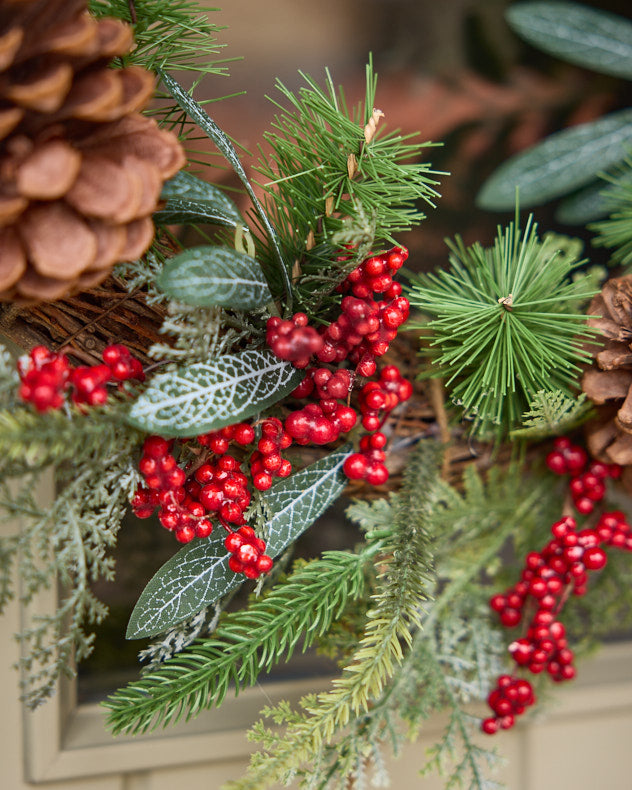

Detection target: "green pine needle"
[254, 59, 442, 311]
[89, 0, 230, 75]
[408, 216, 598, 438]
[590, 157, 632, 268]
[104, 547, 376, 735]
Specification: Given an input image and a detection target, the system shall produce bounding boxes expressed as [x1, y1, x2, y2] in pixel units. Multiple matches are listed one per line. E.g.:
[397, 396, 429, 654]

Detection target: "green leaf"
[128, 350, 302, 437]
[155, 246, 272, 309]
[263, 445, 351, 556]
[477, 108, 632, 210]
[154, 170, 242, 227]
[554, 179, 612, 225]
[126, 448, 350, 638]
[159, 70, 292, 306]
[506, 2, 632, 80]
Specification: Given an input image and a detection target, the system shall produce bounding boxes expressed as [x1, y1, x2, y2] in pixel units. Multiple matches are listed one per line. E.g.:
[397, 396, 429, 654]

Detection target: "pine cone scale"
[0, 0, 185, 302]
[0, 226, 25, 289]
[15, 139, 81, 199]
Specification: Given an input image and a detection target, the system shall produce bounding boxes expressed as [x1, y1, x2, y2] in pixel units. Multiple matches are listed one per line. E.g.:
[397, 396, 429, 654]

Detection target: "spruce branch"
[409, 215, 598, 438]
[104, 548, 377, 735]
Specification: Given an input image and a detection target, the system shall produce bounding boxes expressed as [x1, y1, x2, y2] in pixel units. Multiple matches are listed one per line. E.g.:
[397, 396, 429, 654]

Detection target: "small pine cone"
[0, 0, 185, 302]
[582, 275, 632, 470]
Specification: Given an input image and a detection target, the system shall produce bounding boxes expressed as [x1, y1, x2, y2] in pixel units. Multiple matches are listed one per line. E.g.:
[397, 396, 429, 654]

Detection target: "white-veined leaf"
[154, 170, 242, 227]
[155, 246, 272, 309]
[507, 2, 632, 80]
[128, 350, 302, 437]
[477, 109, 632, 210]
[126, 447, 351, 638]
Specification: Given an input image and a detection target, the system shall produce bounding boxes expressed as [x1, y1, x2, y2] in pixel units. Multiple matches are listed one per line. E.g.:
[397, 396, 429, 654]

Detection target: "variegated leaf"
[128, 350, 302, 437]
[154, 171, 242, 227]
[155, 246, 271, 310]
[126, 448, 350, 638]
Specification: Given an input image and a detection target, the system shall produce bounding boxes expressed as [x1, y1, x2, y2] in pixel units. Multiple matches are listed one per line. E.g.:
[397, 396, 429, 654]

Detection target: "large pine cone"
[582, 275, 632, 466]
[0, 0, 184, 301]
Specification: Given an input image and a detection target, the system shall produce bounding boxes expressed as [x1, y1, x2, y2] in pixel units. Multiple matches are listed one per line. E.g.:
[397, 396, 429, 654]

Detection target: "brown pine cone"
[582, 275, 632, 467]
[0, 0, 185, 302]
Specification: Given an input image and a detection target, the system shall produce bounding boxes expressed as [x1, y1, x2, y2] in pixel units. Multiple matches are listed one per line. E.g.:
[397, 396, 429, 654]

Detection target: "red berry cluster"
[483, 440, 630, 734]
[225, 526, 273, 579]
[264, 248, 413, 488]
[285, 400, 357, 446]
[266, 313, 324, 368]
[194, 455, 251, 526]
[18, 344, 144, 412]
[481, 675, 535, 734]
[317, 293, 409, 376]
[338, 247, 408, 299]
[249, 418, 292, 491]
[343, 431, 389, 485]
[18, 346, 71, 412]
[358, 365, 413, 431]
[546, 438, 620, 514]
[197, 422, 256, 455]
[131, 426, 274, 579]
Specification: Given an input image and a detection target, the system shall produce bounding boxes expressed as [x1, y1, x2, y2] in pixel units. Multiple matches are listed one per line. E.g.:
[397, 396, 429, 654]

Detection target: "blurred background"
[197, 0, 632, 273]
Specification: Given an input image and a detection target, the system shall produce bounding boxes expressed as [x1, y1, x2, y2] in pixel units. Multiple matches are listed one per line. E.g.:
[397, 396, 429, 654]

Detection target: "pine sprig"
[104, 547, 377, 735]
[409, 215, 597, 438]
[89, 0, 229, 75]
[509, 390, 593, 440]
[227, 442, 440, 790]
[254, 61, 441, 311]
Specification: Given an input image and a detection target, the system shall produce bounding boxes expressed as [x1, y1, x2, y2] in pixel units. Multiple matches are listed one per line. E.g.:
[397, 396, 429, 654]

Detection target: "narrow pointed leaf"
[477, 109, 632, 210]
[126, 448, 351, 638]
[155, 246, 272, 309]
[154, 170, 242, 227]
[506, 2, 632, 80]
[128, 350, 302, 437]
[159, 70, 292, 305]
[554, 179, 613, 225]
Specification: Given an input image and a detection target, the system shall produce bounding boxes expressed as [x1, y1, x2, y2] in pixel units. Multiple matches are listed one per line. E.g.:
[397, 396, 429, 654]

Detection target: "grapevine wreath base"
[2, 2, 632, 789]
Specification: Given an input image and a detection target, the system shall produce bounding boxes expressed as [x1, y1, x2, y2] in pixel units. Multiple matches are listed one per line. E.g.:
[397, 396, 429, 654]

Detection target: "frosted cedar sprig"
[409, 214, 598, 438]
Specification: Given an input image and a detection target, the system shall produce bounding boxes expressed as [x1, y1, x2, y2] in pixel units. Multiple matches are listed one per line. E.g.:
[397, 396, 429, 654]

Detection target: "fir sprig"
[104, 547, 377, 735]
[409, 216, 598, 438]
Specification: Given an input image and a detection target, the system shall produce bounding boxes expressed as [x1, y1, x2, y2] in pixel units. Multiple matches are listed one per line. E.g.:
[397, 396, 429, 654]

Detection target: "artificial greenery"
[2, 2, 632, 787]
[89, 0, 229, 75]
[253, 61, 441, 312]
[408, 215, 597, 438]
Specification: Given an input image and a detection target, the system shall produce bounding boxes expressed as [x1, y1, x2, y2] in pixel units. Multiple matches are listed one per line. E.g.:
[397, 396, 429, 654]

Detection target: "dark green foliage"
[254, 61, 441, 313]
[409, 217, 597, 438]
[89, 0, 229, 75]
[104, 548, 376, 734]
